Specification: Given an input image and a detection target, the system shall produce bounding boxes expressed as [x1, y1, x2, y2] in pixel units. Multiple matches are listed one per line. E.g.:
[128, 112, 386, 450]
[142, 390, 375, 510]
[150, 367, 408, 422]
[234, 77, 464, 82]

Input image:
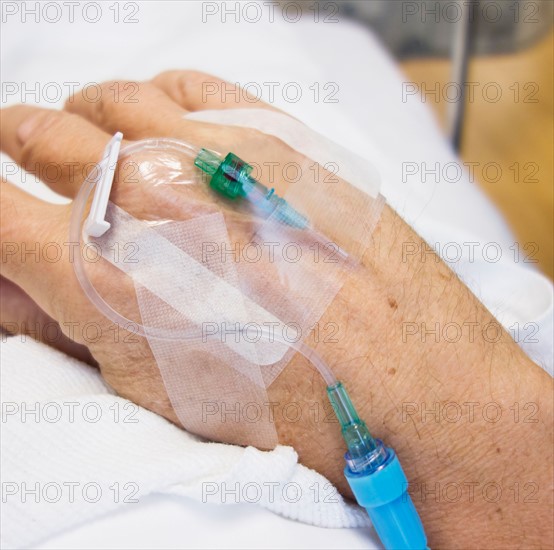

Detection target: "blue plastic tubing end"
[344, 446, 428, 550]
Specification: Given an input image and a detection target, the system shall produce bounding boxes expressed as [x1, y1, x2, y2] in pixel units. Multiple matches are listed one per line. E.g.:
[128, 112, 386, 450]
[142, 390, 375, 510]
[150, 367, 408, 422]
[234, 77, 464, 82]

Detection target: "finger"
[1, 105, 113, 198]
[0, 275, 96, 365]
[0, 178, 72, 318]
[64, 80, 192, 141]
[64, 78, 279, 154]
[151, 70, 279, 112]
[65, 80, 245, 150]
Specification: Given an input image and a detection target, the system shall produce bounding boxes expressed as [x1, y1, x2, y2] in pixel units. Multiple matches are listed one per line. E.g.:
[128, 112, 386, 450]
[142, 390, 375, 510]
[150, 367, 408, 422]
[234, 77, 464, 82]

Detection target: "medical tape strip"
[93, 202, 287, 448]
[96, 202, 288, 369]
[92, 200, 349, 448]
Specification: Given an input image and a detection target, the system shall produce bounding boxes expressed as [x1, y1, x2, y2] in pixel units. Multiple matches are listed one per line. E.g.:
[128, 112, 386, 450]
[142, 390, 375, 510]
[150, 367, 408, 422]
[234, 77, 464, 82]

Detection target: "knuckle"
[92, 80, 148, 130]
[71, 80, 138, 127]
[19, 111, 66, 167]
[156, 70, 215, 104]
[158, 69, 213, 87]
[93, 80, 123, 126]
[179, 70, 213, 86]
[20, 112, 87, 188]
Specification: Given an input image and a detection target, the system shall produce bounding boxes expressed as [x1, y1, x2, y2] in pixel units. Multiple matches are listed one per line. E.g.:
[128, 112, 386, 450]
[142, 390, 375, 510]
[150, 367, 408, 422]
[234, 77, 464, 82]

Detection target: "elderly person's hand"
[1, 71, 552, 549]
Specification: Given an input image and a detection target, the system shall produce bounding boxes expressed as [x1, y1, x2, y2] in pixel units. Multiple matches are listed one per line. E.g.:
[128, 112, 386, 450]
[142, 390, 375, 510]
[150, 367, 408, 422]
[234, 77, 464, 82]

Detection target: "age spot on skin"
[388, 368, 397, 376]
[387, 297, 398, 310]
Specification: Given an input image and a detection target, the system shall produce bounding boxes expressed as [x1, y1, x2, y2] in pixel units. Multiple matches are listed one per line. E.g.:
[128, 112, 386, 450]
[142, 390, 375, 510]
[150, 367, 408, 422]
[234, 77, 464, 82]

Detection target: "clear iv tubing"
[69, 140, 337, 386]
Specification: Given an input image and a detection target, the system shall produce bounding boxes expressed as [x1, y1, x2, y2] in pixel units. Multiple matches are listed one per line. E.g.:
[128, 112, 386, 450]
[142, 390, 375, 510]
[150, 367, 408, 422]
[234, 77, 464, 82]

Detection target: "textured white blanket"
[0, 337, 371, 549]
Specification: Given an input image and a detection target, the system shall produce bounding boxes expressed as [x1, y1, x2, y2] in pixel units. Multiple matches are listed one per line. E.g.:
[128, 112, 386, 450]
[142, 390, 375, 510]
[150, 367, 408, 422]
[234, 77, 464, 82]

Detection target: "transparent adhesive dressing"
[70, 120, 384, 447]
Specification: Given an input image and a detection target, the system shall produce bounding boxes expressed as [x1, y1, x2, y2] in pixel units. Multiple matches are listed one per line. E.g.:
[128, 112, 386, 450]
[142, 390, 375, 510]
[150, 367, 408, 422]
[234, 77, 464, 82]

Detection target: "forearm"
[269, 204, 553, 548]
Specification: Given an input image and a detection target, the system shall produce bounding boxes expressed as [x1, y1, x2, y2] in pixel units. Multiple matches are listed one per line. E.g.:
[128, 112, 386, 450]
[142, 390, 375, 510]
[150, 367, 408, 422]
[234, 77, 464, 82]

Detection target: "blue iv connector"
[327, 382, 428, 550]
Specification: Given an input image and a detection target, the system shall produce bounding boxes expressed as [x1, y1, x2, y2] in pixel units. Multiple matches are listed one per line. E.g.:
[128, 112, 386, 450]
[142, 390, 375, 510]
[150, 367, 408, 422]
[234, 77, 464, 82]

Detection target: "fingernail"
[17, 113, 51, 145]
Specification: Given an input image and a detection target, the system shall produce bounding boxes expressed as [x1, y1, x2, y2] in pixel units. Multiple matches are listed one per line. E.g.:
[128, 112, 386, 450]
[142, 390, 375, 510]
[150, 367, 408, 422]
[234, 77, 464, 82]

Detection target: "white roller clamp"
[84, 132, 123, 238]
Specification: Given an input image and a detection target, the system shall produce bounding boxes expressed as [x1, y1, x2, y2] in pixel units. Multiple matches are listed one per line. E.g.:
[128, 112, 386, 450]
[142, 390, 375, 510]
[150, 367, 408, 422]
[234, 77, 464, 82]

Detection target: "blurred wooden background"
[401, 30, 553, 279]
